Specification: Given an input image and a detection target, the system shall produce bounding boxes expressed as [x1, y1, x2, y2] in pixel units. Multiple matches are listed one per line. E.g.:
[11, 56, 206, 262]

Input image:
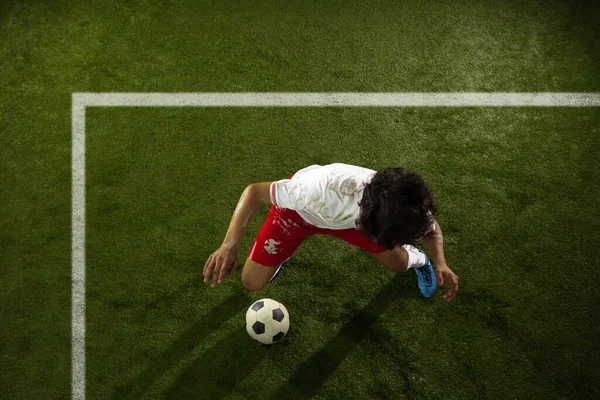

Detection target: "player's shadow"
[269, 273, 413, 400]
[164, 328, 270, 399]
[113, 290, 251, 400]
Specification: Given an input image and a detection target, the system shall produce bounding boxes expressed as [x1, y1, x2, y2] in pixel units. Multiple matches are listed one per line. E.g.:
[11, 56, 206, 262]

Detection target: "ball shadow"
[164, 328, 269, 399]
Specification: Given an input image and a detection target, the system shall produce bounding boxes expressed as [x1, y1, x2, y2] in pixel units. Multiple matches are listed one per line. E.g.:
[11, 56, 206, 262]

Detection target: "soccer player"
[203, 163, 458, 301]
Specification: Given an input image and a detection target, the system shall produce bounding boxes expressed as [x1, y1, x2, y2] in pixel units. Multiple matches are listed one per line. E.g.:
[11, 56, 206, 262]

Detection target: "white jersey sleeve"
[270, 179, 311, 210]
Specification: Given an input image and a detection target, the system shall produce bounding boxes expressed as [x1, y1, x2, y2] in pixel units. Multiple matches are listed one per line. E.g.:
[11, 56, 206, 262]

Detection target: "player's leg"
[241, 258, 281, 291]
[332, 228, 427, 272]
[332, 229, 437, 297]
[372, 246, 437, 298]
[329, 228, 407, 270]
[241, 206, 310, 292]
[370, 247, 409, 273]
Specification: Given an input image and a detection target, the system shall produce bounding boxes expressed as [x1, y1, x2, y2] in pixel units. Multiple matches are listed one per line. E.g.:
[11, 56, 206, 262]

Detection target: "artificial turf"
[1, 0, 599, 399]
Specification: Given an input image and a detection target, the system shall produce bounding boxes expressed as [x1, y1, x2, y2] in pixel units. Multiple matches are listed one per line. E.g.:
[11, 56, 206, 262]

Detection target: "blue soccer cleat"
[268, 257, 291, 283]
[415, 250, 437, 298]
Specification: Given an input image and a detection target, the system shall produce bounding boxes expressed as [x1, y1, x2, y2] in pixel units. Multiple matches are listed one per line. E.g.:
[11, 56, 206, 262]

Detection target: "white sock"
[402, 244, 426, 269]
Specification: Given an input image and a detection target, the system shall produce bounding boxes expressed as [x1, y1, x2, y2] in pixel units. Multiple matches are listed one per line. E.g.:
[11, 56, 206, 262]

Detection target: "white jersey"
[269, 163, 376, 230]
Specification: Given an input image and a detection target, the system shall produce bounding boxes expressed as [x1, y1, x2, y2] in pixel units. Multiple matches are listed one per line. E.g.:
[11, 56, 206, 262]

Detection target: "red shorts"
[248, 178, 387, 267]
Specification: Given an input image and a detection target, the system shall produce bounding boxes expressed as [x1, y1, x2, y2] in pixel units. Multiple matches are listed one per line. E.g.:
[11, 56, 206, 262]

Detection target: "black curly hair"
[356, 167, 436, 249]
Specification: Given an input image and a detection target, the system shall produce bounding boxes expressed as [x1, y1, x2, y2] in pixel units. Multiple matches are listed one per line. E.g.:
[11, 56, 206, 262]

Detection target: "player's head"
[356, 167, 436, 249]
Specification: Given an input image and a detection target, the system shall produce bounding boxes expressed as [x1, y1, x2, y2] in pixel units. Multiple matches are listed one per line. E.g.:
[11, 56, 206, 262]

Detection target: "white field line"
[72, 100, 86, 400]
[71, 92, 600, 399]
[73, 92, 600, 107]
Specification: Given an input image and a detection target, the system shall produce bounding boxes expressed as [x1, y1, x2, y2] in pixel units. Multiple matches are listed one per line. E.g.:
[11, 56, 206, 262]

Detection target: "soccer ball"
[245, 298, 290, 344]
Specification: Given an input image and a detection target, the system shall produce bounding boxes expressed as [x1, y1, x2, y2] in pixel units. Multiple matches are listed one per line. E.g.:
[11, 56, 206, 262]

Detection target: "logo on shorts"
[264, 238, 281, 255]
[272, 216, 299, 237]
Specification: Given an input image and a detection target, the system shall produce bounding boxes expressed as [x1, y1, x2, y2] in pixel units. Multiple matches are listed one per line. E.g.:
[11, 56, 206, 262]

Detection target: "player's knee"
[241, 276, 266, 292]
[241, 262, 268, 292]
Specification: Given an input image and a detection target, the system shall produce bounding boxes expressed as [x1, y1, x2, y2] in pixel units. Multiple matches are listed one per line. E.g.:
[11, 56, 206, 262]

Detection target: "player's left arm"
[421, 220, 459, 302]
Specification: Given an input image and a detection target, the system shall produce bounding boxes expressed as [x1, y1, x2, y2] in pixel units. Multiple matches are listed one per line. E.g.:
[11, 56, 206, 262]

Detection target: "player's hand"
[435, 263, 458, 302]
[203, 244, 239, 288]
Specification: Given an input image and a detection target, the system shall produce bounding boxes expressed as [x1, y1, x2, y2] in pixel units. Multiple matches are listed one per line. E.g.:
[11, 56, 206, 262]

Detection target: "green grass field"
[2, 0, 600, 399]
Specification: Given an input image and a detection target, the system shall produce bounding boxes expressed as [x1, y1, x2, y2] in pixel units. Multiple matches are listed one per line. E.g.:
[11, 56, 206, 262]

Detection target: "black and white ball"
[245, 298, 290, 344]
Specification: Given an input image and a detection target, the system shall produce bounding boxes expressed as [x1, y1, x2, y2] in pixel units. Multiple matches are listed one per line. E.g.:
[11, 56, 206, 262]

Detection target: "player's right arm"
[203, 182, 274, 288]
